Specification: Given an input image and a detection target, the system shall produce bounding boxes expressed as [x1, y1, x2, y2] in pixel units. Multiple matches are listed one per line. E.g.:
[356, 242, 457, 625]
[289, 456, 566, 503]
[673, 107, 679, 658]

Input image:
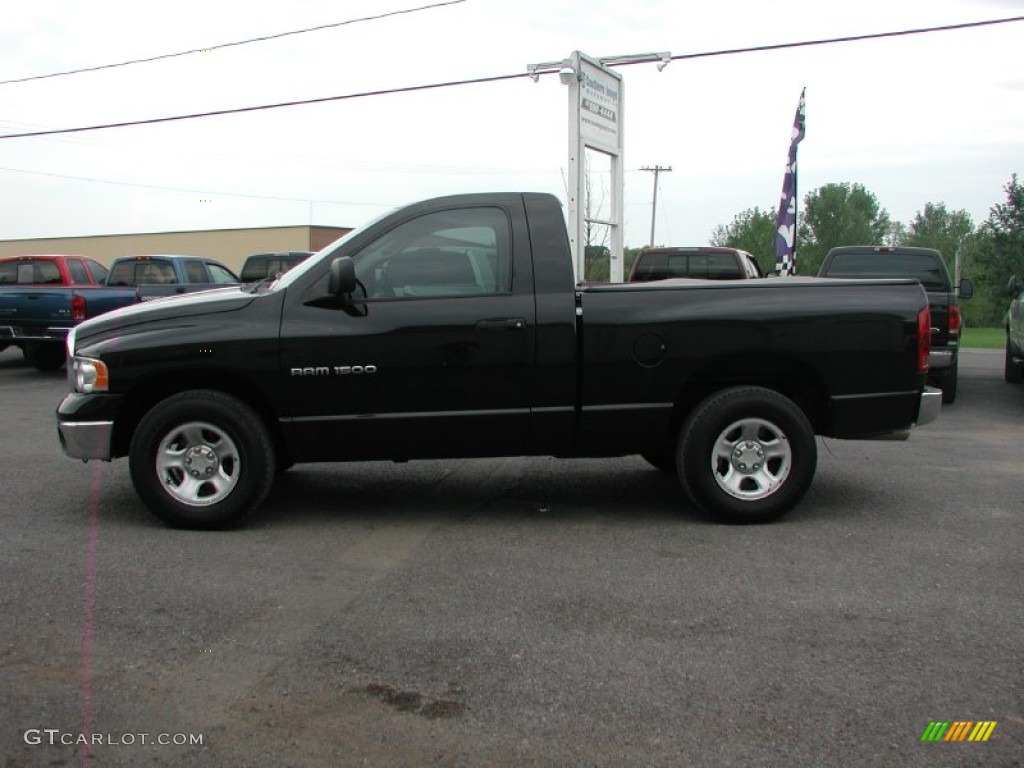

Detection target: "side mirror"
[958, 277, 973, 300]
[328, 257, 357, 297]
[1008, 275, 1023, 297]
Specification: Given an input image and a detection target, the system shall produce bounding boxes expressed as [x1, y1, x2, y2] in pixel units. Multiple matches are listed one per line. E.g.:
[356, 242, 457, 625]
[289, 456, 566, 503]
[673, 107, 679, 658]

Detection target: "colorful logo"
[921, 721, 997, 742]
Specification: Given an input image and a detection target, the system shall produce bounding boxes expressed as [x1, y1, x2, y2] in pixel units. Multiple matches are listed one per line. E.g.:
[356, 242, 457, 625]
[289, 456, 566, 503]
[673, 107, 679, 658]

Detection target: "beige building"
[0, 224, 352, 274]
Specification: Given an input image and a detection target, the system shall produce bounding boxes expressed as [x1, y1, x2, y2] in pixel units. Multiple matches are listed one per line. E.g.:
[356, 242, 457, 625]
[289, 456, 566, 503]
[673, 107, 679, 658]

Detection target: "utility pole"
[640, 165, 672, 246]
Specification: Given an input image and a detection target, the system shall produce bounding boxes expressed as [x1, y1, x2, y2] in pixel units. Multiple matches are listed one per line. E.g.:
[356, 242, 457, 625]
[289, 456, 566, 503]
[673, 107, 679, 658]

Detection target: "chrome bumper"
[0, 325, 71, 342]
[928, 349, 955, 370]
[916, 386, 942, 427]
[58, 420, 114, 461]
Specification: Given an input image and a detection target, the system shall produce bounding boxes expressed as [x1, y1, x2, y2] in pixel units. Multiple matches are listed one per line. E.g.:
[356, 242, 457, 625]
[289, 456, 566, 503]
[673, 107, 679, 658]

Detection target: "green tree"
[710, 206, 777, 275]
[584, 244, 610, 282]
[970, 174, 1024, 326]
[797, 183, 892, 275]
[896, 202, 974, 276]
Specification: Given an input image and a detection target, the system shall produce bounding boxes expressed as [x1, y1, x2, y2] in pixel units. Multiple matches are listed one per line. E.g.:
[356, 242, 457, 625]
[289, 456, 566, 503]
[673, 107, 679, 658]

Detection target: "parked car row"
[0, 251, 311, 370]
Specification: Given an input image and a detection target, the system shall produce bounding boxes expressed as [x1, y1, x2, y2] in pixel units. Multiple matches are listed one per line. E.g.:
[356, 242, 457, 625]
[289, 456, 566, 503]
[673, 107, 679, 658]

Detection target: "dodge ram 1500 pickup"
[57, 192, 940, 529]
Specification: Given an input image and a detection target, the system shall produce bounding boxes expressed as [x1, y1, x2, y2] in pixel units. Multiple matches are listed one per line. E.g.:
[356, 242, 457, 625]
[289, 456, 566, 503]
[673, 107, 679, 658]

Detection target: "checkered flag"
[774, 89, 806, 276]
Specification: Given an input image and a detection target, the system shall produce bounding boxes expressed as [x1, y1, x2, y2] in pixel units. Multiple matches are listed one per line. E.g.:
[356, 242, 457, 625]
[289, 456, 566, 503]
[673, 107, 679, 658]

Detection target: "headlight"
[71, 357, 109, 393]
[66, 327, 78, 357]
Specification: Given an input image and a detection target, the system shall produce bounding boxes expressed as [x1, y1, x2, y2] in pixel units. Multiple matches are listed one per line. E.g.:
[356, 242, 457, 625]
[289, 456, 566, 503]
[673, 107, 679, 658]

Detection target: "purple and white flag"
[774, 89, 806, 275]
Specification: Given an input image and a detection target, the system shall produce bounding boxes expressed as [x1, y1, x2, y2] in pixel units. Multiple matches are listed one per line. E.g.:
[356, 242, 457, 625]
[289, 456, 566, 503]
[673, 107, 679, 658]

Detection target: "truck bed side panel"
[574, 278, 927, 452]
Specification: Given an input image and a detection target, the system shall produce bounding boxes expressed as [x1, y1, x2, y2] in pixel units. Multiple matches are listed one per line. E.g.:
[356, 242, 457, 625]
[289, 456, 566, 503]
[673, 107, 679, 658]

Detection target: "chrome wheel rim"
[711, 417, 792, 501]
[155, 421, 240, 506]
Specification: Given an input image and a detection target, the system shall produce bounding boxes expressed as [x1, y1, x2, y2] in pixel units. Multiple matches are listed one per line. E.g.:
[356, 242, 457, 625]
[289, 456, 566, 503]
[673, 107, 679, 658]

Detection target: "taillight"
[917, 306, 931, 373]
[71, 294, 87, 322]
[949, 304, 961, 338]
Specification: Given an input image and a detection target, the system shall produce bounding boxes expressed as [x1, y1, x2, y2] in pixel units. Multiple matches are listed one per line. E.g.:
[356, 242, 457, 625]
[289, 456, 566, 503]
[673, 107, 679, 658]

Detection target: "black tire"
[23, 342, 66, 371]
[129, 390, 275, 529]
[1006, 337, 1023, 384]
[677, 387, 817, 524]
[939, 360, 959, 404]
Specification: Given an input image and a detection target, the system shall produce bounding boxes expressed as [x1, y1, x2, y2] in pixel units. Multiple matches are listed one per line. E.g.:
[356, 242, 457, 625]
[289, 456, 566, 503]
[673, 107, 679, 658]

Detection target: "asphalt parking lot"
[1, 346, 1021, 767]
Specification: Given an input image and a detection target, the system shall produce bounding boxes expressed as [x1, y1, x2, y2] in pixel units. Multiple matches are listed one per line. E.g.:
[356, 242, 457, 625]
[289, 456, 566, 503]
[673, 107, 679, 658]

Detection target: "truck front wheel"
[678, 387, 816, 524]
[129, 390, 275, 529]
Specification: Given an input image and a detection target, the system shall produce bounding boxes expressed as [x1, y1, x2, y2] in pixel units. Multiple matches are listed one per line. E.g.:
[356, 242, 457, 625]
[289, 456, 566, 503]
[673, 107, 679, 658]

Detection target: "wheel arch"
[667, 352, 829, 439]
[111, 369, 288, 463]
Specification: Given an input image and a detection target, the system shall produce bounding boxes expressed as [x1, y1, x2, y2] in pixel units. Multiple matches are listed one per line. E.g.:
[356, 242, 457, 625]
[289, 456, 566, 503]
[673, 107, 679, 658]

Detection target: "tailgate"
[0, 290, 74, 334]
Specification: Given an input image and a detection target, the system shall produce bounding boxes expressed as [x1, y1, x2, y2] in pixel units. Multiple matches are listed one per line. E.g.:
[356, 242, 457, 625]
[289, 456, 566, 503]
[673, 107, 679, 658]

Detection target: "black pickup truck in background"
[817, 246, 973, 403]
[239, 251, 314, 282]
[628, 246, 763, 282]
[58, 192, 939, 530]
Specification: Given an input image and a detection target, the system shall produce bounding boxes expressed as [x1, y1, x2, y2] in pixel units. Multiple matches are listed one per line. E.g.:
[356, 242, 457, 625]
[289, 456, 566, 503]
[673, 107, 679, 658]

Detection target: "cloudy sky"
[2, 0, 1022, 250]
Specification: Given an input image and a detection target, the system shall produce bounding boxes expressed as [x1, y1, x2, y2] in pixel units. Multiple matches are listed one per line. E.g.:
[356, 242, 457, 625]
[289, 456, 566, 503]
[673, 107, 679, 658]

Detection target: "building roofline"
[0, 224, 350, 244]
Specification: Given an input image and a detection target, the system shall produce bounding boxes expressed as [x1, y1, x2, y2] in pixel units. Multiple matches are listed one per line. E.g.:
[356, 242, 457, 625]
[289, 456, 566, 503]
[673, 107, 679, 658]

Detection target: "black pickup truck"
[57, 192, 939, 529]
[818, 246, 972, 403]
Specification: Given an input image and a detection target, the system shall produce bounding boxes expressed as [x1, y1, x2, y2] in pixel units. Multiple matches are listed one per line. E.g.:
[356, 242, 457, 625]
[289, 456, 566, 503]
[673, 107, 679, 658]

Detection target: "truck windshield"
[824, 253, 950, 291]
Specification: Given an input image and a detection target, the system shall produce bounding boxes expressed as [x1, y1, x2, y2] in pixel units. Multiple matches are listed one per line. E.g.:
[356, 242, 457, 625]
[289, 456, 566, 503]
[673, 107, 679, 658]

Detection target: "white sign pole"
[564, 52, 624, 282]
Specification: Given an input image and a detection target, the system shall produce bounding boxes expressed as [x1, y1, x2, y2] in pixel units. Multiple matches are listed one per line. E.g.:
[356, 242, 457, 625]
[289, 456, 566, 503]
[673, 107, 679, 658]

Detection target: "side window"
[207, 263, 240, 284]
[0, 262, 17, 284]
[354, 207, 512, 299]
[184, 261, 207, 283]
[86, 260, 109, 283]
[633, 253, 667, 281]
[66, 259, 90, 284]
[30, 261, 62, 284]
[742, 254, 762, 278]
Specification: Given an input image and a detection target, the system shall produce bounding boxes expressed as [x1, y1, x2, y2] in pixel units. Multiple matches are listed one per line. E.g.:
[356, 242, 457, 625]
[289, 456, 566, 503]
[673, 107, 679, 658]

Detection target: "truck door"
[280, 204, 536, 461]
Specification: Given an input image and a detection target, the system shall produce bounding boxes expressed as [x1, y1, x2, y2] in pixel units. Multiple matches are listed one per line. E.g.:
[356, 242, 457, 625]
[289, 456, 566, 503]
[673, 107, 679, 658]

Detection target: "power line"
[0, 164, 391, 207]
[1, 15, 1021, 141]
[0, 0, 467, 86]
[0, 72, 530, 140]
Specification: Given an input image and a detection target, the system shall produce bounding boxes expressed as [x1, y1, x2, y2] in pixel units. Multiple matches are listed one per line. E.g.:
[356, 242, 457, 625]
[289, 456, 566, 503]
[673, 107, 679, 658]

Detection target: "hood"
[72, 286, 256, 344]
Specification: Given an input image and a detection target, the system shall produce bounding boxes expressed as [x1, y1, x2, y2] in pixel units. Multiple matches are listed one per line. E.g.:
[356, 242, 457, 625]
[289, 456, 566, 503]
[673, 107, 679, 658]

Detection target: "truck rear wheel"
[129, 390, 275, 529]
[938, 360, 959, 404]
[1006, 337, 1023, 384]
[23, 342, 66, 371]
[678, 387, 816, 524]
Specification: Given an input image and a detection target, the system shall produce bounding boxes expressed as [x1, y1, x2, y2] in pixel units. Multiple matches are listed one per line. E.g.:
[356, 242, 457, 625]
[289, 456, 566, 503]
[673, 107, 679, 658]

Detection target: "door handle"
[475, 318, 526, 331]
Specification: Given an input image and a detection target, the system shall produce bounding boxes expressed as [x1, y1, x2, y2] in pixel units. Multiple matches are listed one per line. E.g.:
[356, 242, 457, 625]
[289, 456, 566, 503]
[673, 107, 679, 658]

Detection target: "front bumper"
[59, 420, 115, 460]
[56, 392, 123, 461]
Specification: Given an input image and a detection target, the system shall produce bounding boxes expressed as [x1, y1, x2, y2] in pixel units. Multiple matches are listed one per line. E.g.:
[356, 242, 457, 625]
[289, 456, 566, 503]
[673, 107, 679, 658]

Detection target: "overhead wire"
[0, 164, 390, 207]
[1, 15, 1021, 141]
[0, 0, 467, 86]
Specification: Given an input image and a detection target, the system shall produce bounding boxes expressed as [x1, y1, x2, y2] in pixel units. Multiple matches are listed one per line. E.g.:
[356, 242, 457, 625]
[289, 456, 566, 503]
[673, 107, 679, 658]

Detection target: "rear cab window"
[0, 260, 62, 284]
[108, 259, 177, 285]
[824, 252, 950, 291]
